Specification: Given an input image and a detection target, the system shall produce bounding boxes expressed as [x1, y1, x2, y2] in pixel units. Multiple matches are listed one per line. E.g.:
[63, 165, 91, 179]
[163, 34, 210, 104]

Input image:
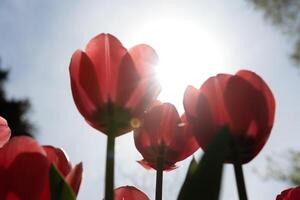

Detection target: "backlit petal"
[66, 162, 83, 195]
[0, 136, 45, 168]
[69, 50, 96, 119]
[236, 70, 275, 128]
[85, 33, 127, 102]
[43, 146, 71, 176]
[9, 153, 49, 200]
[115, 186, 150, 200]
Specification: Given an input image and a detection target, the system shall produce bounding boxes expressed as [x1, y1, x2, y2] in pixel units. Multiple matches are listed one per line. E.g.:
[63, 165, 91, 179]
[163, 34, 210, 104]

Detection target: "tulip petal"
[0, 136, 45, 168]
[78, 51, 103, 107]
[143, 103, 179, 148]
[224, 75, 269, 136]
[124, 45, 160, 112]
[200, 74, 231, 126]
[183, 85, 200, 119]
[115, 52, 139, 106]
[69, 50, 96, 119]
[85, 33, 128, 102]
[43, 146, 72, 177]
[65, 162, 83, 196]
[9, 153, 49, 200]
[114, 186, 150, 200]
[236, 70, 275, 128]
[276, 186, 300, 200]
[137, 159, 153, 170]
[0, 167, 7, 199]
[0, 117, 10, 148]
[192, 94, 216, 149]
[175, 115, 199, 161]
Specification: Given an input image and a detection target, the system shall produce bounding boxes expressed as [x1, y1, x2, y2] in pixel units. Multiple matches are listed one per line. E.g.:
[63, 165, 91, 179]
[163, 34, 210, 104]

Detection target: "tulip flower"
[183, 70, 275, 200]
[276, 186, 300, 200]
[0, 136, 82, 200]
[114, 186, 150, 200]
[69, 33, 160, 136]
[183, 70, 275, 163]
[134, 102, 199, 200]
[0, 116, 10, 147]
[69, 33, 160, 200]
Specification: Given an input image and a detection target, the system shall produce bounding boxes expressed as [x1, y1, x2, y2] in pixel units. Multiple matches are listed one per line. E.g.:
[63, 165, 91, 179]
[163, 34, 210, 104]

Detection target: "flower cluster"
[68, 33, 278, 200]
[1, 32, 287, 200]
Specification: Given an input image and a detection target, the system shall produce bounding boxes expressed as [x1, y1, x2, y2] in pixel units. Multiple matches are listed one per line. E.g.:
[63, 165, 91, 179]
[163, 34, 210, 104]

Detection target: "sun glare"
[127, 18, 230, 113]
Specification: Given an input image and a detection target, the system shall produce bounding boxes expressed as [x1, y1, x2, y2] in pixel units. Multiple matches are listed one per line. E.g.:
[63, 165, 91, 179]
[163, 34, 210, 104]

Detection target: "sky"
[0, 0, 300, 199]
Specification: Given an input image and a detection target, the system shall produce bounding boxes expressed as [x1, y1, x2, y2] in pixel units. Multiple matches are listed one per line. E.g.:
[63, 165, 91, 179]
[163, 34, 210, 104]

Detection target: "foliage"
[263, 150, 300, 186]
[247, 0, 300, 66]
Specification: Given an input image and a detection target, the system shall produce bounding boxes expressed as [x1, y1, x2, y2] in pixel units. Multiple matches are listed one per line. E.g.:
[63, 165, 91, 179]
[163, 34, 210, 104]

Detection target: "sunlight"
[127, 18, 231, 113]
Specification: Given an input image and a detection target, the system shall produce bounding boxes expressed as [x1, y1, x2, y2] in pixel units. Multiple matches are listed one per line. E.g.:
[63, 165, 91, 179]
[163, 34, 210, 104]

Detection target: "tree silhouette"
[0, 59, 34, 137]
[247, 0, 300, 66]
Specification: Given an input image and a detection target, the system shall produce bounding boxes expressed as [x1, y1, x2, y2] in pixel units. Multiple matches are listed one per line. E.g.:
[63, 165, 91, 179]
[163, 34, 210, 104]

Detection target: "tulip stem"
[155, 155, 164, 200]
[105, 133, 115, 200]
[234, 163, 248, 200]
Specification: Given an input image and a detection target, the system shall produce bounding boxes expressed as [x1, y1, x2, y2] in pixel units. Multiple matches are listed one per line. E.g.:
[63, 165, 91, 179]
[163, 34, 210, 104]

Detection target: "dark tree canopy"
[0, 59, 34, 137]
[247, 0, 300, 66]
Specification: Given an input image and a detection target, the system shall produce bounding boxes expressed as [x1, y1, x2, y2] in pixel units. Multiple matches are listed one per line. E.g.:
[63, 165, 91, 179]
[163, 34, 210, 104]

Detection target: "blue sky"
[1, 0, 300, 199]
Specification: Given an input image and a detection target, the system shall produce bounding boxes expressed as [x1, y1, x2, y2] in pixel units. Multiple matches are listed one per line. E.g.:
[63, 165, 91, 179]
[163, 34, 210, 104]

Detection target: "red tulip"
[183, 70, 275, 163]
[276, 186, 300, 200]
[69, 33, 160, 136]
[0, 136, 82, 200]
[134, 102, 199, 170]
[114, 186, 150, 200]
[0, 116, 10, 147]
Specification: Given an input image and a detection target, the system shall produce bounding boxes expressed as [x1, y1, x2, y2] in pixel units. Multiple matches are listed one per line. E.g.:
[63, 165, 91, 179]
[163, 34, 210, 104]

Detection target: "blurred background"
[0, 0, 300, 199]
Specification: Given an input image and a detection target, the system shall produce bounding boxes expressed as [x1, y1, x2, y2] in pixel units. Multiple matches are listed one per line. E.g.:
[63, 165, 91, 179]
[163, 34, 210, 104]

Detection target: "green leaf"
[49, 164, 76, 200]
[177, 127, 231, 200]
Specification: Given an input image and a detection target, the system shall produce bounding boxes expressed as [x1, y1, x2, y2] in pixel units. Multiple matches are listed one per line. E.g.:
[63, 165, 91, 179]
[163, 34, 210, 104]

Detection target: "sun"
[126, 18, 230, 113]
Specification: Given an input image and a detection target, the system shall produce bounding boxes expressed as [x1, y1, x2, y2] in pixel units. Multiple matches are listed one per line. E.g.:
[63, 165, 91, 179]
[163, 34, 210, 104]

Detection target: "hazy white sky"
[1, 0, 300, 199]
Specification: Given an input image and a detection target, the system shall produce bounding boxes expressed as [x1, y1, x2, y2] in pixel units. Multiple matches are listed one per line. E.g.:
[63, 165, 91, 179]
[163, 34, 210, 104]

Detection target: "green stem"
[155, 155, 164, 200]
[234, 163, 248, 200]
[105, 133, 115, 200]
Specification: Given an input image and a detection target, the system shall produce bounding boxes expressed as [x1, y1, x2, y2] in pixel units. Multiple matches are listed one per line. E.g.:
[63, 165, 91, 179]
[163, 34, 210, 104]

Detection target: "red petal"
[129, 44, 158, 77]
[0, 167, 7, 199]
[66, 162, 83, 196]
[114, 186, 150, 200]
[136, 159, 153, 170]
[183, 85, 200, 119]
[0, 116, 10, 148]
[144, 103, 180, 148]
[199, 74, 231, 127]
[124, 45, 160, 114]
[115, 52, 139, 106]
[191, 93, 216, 149]
[276, 186, 300, 200]
[78, 51, 103, 107]
[236, 70, 275, 128]
[0, 136, 45, 168]
[5, 192, 21, 200]
[224, 75, 269, 136]
[175, 115, 199, 161]
[134, 129, 157, 167]
[43, 146, 71, 176]
[8, 153, 49, 200]
[69, 50, 97, 120]
[288, 186, 300, 199]
[85, 33, 128, 102]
